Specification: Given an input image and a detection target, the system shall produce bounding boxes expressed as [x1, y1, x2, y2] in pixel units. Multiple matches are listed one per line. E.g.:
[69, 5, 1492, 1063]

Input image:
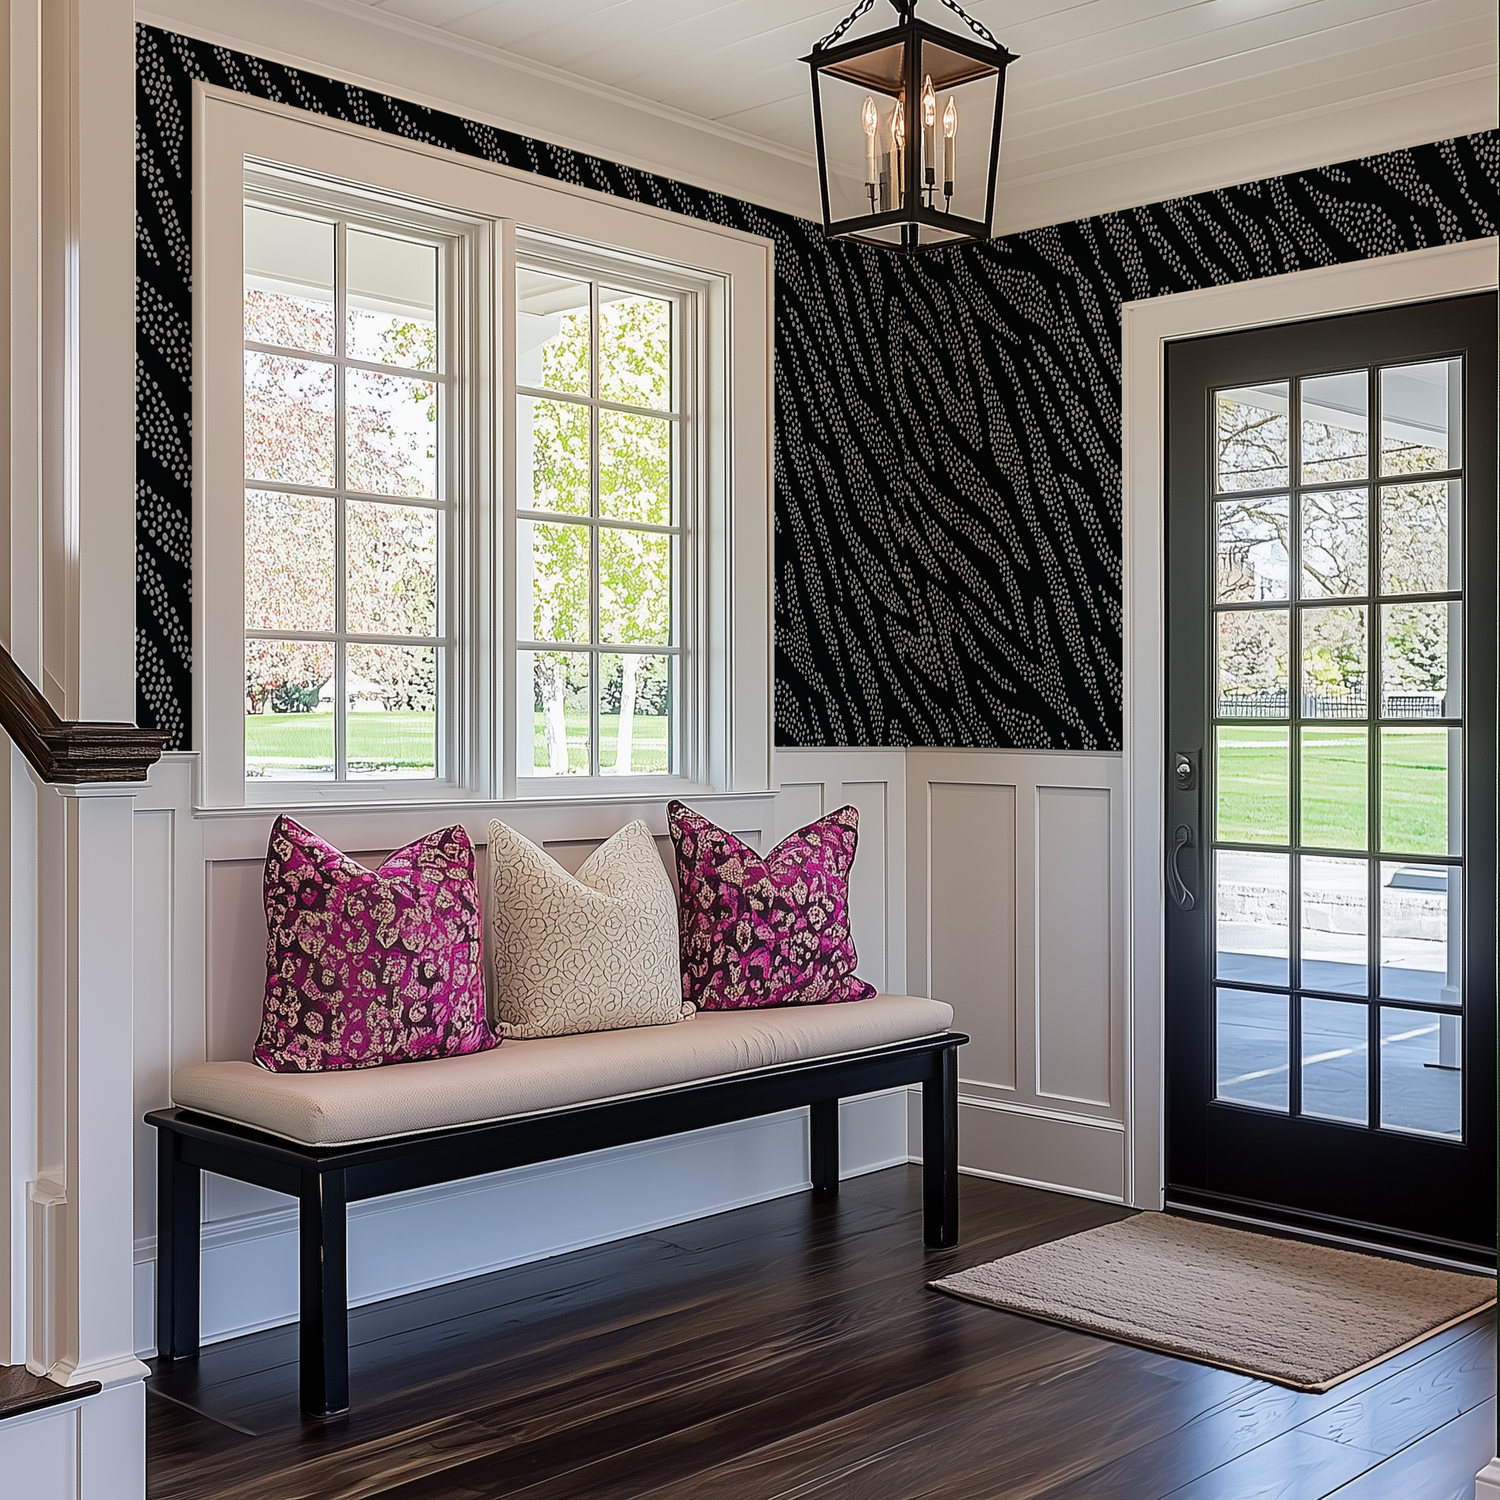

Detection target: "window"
[515, 258, 688, 780]
[196, 90, 772, 808]
[241, 188, 457, 782]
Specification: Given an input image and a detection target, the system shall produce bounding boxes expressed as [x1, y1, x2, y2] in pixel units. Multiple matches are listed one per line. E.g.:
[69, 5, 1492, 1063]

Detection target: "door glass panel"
[1382, 601, 1459, 719]
[1299, 726, 1366, 851]
[1300, 605, 1366, 719]
[1216, 989, 1289, 1112]
[1379, 727, 1460, 856]
[1300, 371, 1367, 483]
[1216, 725, 1287, 844]
[1381, 862, 1459, 1005]
[1380, 480, 1460, 594]
[1217, 609, 1289, 717]
[1217, 850, 1289, 987]
[1216, 497, 1289, 602]
[1301, 998, 1368, 1125]
[1299, 487, 1368, 598]
[1217, 384, 1289, 492]
[1380, 359, 1461, 476]
[1380, 1007, 1461, 1139]
[1300, 855, 1368, 996]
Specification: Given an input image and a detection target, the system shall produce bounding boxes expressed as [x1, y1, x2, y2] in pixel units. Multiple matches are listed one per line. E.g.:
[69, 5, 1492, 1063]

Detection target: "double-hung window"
[241, 185, 459, 783]
[197, 89, 772, 808]
[515, 256, 688, 781]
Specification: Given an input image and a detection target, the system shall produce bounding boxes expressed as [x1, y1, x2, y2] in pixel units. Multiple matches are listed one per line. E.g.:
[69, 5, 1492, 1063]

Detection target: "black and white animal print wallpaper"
[135, 23, 1499, 753]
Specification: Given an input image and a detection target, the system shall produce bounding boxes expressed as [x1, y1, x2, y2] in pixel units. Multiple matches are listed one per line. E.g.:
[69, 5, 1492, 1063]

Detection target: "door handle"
[1168, 824, 1196, 911]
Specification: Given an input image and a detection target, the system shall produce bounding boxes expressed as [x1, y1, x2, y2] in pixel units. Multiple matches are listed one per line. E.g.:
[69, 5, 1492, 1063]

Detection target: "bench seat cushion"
[171, 993, 954, 1147]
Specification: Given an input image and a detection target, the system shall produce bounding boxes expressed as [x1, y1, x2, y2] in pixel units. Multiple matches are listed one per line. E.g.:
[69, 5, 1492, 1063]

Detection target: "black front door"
[1164, 293, 1496, 1263]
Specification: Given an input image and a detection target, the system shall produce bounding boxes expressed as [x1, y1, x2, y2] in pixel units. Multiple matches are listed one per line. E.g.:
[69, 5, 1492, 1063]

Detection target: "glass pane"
[599, 527, 671, 646]
[1381, 862, 1460, 1006]
[1300, 370, 1368, 484]
[345, 367, 438, 499]
[1299, 487, 1367, 599]
[1300, 998, 1368, 1125]
[1379, 481, 1460, 595]
[345, 643, 436, 779]
[599, 410, 673, 525]
[1380, 727, 1460, 856]
[1215, 725, 1287, 844]
[1217, 609, 1288, 718]
[526, 650, 590, 775]
[1216, 497, 1289, 602]
[600, 654, 671, 775]
[599, 290, 672, 411]
[244, 353, 334, 486]
[346, 230, 438, 370]
[1300, 855, 1367, 996]
[1382, 601, 1459, 719]
[244, 639, 333, 779]
[1299, 726, 1367, 851]
[244, 490, 333, 633]
[523, 519, 591, 644]
[517, 269, 589, 396]
[1216, 383, 1288, 493]
[1300, 605, 1366, 719]
[1380, 1006, 1461, 1139]
[1381, 359, 1460, 476]
[345, 500, 438, 637]
[520, 396, 590, 515]
[1217, 849, 1289, 988]
[1215, 989, 1288, 1112]
[244, 206, 333, 354]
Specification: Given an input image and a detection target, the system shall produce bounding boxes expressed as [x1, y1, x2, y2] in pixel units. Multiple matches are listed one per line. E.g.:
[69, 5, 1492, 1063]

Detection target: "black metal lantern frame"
[804, 0, 1017, 253]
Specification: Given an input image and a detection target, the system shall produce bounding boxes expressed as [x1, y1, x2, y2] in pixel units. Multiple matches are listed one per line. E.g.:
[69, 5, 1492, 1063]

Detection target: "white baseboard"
[133, 1090, 910, 1356]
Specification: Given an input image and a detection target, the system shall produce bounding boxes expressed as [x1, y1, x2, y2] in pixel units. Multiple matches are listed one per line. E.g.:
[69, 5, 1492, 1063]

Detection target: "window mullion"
[334, 218, 349, 782]
[590, 277, 601, 777]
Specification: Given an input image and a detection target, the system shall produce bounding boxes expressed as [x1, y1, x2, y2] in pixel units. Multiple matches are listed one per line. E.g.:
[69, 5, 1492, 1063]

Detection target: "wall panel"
[910, 750, 1125, 1201]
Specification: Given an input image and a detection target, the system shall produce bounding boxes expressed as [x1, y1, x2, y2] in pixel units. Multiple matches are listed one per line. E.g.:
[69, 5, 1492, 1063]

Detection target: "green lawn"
[533, 712, 668, 773]
[246, 711, 435, 775]
[1217, 724, 1453, 855]
[243, 710, 670, 776]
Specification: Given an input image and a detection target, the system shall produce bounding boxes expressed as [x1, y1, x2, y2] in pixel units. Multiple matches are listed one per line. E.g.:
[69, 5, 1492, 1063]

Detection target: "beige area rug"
[931, 1212, 1495, 1391]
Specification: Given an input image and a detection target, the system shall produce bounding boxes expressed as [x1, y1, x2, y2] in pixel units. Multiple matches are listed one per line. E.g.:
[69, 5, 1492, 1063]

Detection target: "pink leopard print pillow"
[253, 816, 496, 1072]
[668, 800, 877, 1010]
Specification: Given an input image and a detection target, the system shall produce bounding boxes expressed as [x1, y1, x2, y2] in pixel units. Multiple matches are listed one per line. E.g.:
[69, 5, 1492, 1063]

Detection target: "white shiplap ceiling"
[146, 0, 1498, 232]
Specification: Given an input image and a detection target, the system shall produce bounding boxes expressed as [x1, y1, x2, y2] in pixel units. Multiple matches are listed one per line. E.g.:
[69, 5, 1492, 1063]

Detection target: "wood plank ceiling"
[341, 0, 1497, 227]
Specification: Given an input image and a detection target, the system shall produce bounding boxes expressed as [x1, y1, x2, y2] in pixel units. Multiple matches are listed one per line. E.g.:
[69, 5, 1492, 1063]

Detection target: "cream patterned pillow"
[486, 818, 689, 1038]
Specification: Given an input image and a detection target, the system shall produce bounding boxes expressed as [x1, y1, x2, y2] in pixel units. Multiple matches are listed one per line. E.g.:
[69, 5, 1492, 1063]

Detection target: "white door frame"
[1121, 237, 1500, 1210]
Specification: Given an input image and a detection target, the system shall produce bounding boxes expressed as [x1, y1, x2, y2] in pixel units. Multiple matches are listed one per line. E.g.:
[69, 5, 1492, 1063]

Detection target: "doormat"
[931, 1212, 1495, 1392]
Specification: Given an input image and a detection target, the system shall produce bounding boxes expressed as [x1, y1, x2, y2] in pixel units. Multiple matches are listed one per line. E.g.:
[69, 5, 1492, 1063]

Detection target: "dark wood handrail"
[0, 644, 168, 783]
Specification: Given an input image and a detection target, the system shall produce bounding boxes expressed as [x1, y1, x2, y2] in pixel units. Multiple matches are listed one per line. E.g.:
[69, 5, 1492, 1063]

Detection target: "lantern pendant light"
[803, 0, 1017, 253]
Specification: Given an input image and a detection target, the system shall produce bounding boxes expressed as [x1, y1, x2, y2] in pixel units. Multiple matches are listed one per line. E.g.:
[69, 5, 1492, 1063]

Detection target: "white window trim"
[194, 82, 774, 811]
[1120, 235, 1499, 1213]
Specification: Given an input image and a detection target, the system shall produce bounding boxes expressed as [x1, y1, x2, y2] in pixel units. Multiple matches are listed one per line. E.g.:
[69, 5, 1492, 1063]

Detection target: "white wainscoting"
[906, 750, 1127, 1203]
[130, 755, 911, 1355]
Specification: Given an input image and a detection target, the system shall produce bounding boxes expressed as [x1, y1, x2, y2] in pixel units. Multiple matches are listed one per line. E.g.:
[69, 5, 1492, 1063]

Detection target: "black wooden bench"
[147, 1029, 965, 1416]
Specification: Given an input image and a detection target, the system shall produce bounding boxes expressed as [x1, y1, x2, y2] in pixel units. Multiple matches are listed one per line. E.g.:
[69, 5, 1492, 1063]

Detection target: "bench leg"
[810, 1097, 840, 1198]
[922, 1046, 959, 1248]
[156, 1129, 201, 1359]
[299, 1168, 349, 1417]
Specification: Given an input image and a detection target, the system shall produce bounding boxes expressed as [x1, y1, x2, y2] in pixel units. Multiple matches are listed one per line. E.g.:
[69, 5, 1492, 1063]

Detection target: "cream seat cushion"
[171, 993, 954, 1147]
[487, 818, 686, 1038]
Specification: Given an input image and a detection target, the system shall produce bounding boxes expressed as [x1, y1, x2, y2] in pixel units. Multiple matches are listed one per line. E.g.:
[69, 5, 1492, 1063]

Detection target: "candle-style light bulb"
[892, 98, 906, 208]
[862, 94, 878, 192]
[943, 95, 957, 202]
[922, 76, 938, 201]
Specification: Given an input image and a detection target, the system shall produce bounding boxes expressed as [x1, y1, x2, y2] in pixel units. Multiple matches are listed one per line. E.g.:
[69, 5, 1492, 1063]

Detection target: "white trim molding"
[1121, 235, 1500, 1211]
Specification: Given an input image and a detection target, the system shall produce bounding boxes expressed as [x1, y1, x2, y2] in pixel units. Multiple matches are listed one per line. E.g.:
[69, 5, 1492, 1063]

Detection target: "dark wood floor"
[146, 1166, 1497, 1499]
